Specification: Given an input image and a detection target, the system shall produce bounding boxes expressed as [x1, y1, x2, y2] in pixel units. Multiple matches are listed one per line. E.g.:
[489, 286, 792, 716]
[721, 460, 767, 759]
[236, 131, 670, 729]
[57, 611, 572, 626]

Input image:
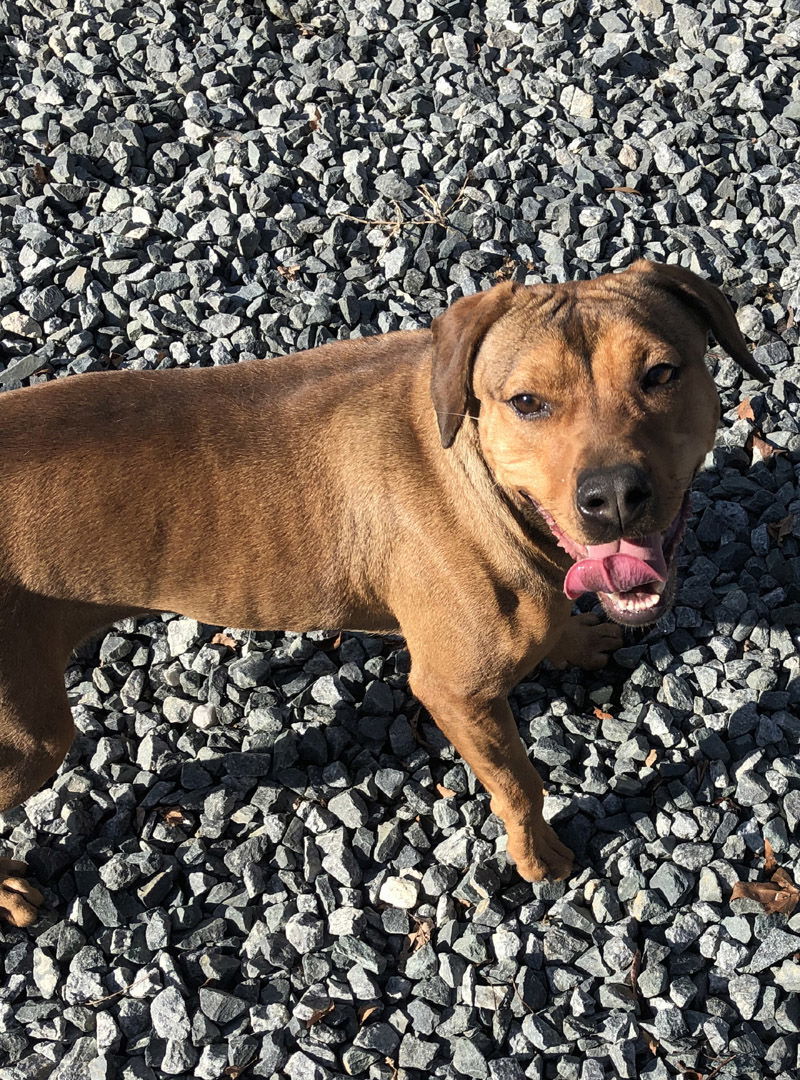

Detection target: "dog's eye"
[643, 363, 680, 389]
[509, 393, 548, 418]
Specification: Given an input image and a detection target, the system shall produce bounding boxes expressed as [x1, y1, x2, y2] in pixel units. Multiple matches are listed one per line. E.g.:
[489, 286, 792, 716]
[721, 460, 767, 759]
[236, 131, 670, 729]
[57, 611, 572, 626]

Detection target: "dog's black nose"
[576, 465, 653, 535]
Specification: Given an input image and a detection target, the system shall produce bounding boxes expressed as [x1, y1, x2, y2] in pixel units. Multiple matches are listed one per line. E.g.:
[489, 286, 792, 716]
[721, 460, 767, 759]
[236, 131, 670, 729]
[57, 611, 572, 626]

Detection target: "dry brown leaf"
[406, 916, 433, 953]
[436, 784, 456, 799]
[764, 837, 777, 874]
[773, 867, 798, 891]
[677, 1064, 704, 1080]
[494, 257, 518, 280]
[593, 707, 613, 721]
[748, 432, 787, 459]
[604, 185, 642, 194]
[306, 1002, 334, 1028]
[358, 1005, 379, 1024]
[645, 749, 658, 768]
[731, 880, 781, 909]
[278, 264, 301, 280]
[384, 1059, 399, 1080]
[712, 795, 740, 809]
[731, 839, 800, 915]
[223, 1059, 256, 1079]
[211, 632, 238, 648]
[398, 914, 434, 967]
[628, 947, 642, 988]
[737, 398, 755, 421]
[740, 880, 800, 916]
[160, 807, 192, 828]
[768, 515, 795, 542]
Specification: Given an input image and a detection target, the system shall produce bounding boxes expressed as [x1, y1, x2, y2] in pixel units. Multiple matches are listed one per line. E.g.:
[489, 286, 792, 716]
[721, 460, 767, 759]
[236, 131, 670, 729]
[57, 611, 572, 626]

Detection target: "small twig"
[338, 175, 474, 242]
[83, 970, 156, 1007]
[338, 202, 444, 236]
[483, 974, 531, 1014]
[676, 1052, 739, 1080]
[706, 1055, 738, 1080]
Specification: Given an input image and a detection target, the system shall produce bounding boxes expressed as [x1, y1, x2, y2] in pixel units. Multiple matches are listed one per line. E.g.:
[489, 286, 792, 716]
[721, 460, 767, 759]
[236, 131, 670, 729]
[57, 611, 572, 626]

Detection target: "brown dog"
[0, 259, 763, 926]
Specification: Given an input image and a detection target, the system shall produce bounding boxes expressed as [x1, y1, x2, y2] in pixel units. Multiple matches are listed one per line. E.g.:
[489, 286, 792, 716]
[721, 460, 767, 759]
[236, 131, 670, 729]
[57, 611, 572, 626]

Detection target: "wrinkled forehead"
[473, 283, 708, 393]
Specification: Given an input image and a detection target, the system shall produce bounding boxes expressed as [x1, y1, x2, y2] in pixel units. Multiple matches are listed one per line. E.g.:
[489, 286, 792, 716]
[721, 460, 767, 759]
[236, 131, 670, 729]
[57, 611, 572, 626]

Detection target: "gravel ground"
[1, 1, 800, 1078]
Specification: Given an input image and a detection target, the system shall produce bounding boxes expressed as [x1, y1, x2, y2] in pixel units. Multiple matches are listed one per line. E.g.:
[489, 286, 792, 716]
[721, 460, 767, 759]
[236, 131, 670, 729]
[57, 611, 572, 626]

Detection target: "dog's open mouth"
[524, 494, 690, 627]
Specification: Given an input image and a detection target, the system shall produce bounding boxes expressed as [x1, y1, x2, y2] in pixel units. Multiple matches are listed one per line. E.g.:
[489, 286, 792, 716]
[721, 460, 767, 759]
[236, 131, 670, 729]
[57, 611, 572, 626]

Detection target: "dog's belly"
[1, 486, 401, 644]
[159, 592, 401, 638]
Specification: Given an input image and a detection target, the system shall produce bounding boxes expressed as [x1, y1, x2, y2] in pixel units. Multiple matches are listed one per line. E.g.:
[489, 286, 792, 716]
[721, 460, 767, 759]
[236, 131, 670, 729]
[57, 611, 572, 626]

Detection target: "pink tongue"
[563, 535, 667, 601]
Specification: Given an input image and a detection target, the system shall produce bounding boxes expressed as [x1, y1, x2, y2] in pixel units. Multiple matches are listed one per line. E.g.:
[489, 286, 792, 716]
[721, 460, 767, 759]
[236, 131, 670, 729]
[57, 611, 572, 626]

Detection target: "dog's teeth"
[608, 588, 662, 613]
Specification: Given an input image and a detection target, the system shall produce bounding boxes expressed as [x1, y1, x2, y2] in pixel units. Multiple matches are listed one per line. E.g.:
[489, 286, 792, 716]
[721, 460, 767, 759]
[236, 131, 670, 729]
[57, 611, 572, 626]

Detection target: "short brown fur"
[0, 261, 759, 925]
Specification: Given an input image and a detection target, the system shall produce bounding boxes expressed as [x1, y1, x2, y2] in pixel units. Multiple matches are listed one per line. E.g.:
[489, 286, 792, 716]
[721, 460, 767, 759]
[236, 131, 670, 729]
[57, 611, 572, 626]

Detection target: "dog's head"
[431, 260, 766, 626]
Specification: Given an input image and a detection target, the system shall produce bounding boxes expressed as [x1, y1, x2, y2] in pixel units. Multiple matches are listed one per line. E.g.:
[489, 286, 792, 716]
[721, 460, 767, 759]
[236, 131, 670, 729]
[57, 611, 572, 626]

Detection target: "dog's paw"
[507, 820, 574, 882]
[547, 613, 624, 671]
[0, 859, 43, 928]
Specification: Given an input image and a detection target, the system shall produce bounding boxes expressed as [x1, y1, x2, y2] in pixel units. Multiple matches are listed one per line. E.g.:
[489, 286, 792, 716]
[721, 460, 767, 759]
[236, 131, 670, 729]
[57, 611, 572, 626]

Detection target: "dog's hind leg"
[0, 687, 73, 926]
[0, 592, 77, 926]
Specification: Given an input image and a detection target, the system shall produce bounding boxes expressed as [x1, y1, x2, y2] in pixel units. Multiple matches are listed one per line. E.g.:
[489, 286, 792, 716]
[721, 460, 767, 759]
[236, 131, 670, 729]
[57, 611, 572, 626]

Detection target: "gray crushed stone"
[1, 1, 800, 1079]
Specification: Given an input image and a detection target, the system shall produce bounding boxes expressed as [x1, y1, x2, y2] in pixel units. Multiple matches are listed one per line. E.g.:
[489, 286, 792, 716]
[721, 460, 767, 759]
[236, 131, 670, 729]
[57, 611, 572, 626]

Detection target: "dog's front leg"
[409, 675, 573, 881]
[545, 612, 624, 670]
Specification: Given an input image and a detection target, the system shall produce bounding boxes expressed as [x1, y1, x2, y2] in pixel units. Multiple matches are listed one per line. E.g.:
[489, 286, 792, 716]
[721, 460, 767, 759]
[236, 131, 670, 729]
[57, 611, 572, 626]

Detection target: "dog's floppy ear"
[629, 260, 768, 381]
[430, 280, 519, 448]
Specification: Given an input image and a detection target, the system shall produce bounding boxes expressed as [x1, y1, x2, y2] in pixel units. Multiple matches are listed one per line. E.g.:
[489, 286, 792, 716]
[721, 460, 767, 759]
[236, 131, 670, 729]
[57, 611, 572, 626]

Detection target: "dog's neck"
[444, 418, 571, 594]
